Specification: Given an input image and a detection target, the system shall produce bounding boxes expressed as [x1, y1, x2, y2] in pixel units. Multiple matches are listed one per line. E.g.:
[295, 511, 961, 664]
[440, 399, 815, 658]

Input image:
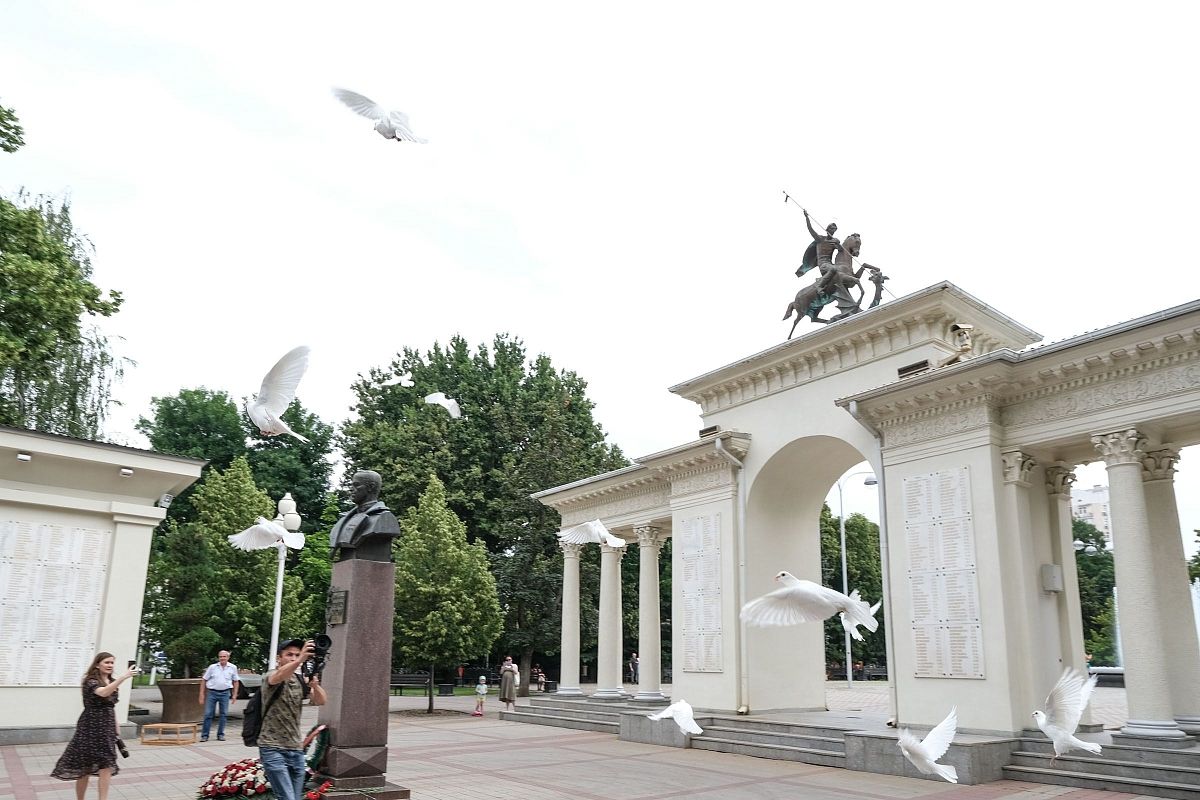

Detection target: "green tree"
[394, 475, 503, 711]
[1188, 530, 1200, 582]
[143, 520, 222, 677]
[1073, 518, 1116, 665]
[0, 102, 23, 153]
[0, 193, 124, 434]
[820, 505, 886, 670]
[343, 335, 626, 683]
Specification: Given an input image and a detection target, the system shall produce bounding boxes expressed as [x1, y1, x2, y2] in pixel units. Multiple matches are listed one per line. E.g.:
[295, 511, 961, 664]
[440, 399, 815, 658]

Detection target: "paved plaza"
[0, 683, 1143, 800]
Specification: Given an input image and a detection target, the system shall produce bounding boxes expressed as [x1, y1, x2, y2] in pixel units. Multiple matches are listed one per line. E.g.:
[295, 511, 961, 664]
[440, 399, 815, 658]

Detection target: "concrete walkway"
[0, 683, 1144, 800]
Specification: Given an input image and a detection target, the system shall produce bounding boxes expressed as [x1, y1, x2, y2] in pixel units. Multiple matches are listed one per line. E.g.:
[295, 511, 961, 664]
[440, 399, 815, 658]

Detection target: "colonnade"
[557, 525, 666, 701]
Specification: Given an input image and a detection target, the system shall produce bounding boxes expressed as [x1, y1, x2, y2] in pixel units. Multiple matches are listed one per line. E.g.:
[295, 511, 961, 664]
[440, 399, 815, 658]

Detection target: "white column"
[999, 450, 1039, 720]
[557, 541, 584, 696]
[633, 526, 665, 702]
[1092, 430, 1186, 740]
[1141, 447, 1200, 733]
[1046, 464, 1095, 728]
[591, 542, 626, 699]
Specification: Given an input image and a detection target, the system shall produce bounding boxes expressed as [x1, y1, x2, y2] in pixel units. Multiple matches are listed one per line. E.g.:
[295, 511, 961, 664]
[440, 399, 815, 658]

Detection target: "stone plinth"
[317, 558, 399, 789]
[619, 709, 690, 747]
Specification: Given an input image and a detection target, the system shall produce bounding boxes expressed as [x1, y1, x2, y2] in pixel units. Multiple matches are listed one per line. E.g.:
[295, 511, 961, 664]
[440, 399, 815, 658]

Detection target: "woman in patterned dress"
[51, 652, 138, 800]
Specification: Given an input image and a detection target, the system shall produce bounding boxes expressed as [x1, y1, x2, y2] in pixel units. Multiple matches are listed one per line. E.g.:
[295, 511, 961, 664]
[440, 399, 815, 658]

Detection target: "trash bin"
[437, 683, 455, 696]
[544, 680, 558, 693]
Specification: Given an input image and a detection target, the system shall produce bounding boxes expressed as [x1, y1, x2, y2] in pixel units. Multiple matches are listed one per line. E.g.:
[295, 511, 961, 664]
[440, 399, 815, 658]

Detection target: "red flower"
[256, 785, 268, 794]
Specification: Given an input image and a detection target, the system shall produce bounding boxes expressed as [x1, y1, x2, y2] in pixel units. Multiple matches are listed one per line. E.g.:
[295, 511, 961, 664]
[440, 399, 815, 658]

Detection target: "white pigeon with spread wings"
[898, 707, 958, 783]
[647, 699, 703, 735]
[228, 517, 305, 551]
[558, 519, 626, 549]
[1032, 667, 1101, 765]
[424, 392, 462, 418]
[247, 346, 311, 442]
[332, 87, 427, 143]
[381, 372, 414, 387]
[740, 570, 881, 642]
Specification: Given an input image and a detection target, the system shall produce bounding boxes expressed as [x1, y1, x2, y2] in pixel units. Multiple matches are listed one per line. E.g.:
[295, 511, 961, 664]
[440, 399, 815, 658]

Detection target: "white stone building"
[0, 426, 202, 744]
[537, 283, 1200, 743]
[1070, 483, 1112, 544]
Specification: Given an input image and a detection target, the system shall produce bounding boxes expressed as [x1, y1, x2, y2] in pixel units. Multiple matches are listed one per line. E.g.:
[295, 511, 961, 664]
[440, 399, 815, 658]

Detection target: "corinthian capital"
[559, 541, 585, 559]
[600, 543, 626, 559]
[634, 525, 662, 549]
[1001, 450, 1037, 485]
[1142, 446, 1181, 482]
[1091, 429, 1146, 467]
[1044, 463, 1077, 496]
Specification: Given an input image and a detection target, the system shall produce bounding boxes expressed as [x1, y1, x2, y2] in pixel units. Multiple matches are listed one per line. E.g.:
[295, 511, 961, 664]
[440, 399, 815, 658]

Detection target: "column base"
[318, 775, 410, 799]
[631, 690, 667, 702]
[554, 685, 585, 697]
[1115, 718, 1191, 746]
[1173, 714, 1200, 735]
[589, 688, 627, 700]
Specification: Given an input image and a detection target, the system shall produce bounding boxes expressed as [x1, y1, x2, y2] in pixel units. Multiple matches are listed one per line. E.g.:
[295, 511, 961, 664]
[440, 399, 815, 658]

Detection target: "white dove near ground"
[424, 392, 462, 418]
[740, 570, 881, 641]
[228, 517, 306, 551]
[381, 372, 414, 387]
[1032, 667, 1101, 765]
[647, 699, 703, 735]
[558, 519, 627, 549]
[332, 87, 427, 143]
[247, 346, 311, 442]
[898, 706, 958, 783]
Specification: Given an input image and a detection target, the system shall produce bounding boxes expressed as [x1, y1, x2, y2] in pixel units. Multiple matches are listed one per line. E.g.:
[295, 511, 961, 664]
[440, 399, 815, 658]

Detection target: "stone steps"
[1009, 751, 1200, 786]
[689, 717, 848, 768]
[1002, 764, 1200, 800]
[512, 703, 624, 724]
[1015, 737, 1200, 768]
[700, 724, 844, 753]
[498, 708, 618, 733]
[691, 734, 846, 767]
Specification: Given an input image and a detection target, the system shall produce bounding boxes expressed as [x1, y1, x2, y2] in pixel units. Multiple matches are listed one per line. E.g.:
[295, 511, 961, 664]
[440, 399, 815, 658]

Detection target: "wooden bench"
[389, 672, 431, 695]
[863, 666, 888, 680]
[140, 722, 198, 745]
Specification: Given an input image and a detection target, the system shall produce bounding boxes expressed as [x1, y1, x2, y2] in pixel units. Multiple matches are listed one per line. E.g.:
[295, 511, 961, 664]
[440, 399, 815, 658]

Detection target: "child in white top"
[473, 676, 487, 716]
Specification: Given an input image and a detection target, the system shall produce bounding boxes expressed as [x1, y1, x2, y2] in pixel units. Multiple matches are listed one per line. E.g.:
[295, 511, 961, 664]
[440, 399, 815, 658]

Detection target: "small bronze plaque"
[327, 589, 348, 625]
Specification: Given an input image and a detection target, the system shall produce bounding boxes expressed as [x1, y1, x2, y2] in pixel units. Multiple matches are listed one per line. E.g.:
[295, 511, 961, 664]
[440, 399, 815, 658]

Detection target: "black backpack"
[241, 675, 305, 747]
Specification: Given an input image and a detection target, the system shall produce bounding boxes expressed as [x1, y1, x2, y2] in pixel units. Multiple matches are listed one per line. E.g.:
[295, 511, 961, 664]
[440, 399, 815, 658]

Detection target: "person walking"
[51, 652, 138, 800]
[258, 639, 327, 800]
[473, 675, 488, 716]
[498, 656, 519, 711]
[198, 649, 240, 742]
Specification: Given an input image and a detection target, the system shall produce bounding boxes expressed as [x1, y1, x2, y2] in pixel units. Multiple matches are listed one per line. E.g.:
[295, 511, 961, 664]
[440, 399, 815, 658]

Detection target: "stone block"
[619, 710, 690, 747]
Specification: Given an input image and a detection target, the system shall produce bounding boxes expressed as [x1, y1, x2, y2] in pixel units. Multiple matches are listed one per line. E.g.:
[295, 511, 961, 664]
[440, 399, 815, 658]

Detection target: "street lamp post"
[836, 471, 878, 688]
[268, 493, 303, 670]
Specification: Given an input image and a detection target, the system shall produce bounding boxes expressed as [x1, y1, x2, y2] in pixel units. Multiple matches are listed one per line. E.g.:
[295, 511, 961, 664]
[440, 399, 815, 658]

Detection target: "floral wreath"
[195, 725, 333, 799]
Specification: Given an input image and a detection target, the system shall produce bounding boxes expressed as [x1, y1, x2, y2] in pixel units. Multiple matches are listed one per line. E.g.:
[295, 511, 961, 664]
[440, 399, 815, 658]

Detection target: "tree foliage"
[820, 505, 886, 670]
[0, 193, 124, 435]
[342, 334, 627, 681]
[394, 475, 503, 711]
[0, 102, 24, 153]
[1073, 518, 1117, 665]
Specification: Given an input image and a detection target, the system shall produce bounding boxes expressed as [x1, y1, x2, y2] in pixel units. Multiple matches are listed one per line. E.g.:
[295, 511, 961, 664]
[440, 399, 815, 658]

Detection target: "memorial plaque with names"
[679, 513, 723, 672]
[327, 589, 348, 626]
[903, 469, 985, 679]
[0, 520, 112, 686]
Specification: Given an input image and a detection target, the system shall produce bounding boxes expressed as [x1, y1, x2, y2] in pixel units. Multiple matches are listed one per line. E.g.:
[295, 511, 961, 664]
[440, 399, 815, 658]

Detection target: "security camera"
[158, 493, 175, 508]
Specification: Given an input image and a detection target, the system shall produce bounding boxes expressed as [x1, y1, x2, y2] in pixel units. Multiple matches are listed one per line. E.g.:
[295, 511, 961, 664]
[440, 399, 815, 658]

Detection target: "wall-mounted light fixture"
[16, 453, 32, 462]
[119, 467, 134, 477]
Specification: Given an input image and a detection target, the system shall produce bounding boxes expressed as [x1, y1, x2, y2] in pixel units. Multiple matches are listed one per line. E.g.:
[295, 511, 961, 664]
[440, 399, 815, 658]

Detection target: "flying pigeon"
[647, 699, 703, 735]
[897, 706, 958, 783]
[558, 519, 626, 549]
[332, 87, 427, 143]
[228, 517, 306, 552]
[247, 346, 311, 442]
[381, 372, 414, 387]
[1032, 667, 1101, 765]
[424, 391, 462, 418]
[740, 570, 881, 642]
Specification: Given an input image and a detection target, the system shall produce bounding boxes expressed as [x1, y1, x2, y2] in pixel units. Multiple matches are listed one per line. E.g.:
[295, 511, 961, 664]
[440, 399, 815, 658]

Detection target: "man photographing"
[258, 639, 327, 800]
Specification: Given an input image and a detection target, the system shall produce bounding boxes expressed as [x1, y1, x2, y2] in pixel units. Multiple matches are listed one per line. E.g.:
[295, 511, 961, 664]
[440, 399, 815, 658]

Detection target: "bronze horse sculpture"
[783, 234, 886, 339]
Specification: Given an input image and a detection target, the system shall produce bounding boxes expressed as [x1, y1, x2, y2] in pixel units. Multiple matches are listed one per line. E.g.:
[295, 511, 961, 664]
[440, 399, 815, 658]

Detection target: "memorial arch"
[536, 282, 1200, 743]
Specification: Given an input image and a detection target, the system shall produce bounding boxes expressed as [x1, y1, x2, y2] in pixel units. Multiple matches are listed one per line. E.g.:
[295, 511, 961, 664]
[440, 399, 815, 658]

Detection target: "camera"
[304, 634, 332, 679]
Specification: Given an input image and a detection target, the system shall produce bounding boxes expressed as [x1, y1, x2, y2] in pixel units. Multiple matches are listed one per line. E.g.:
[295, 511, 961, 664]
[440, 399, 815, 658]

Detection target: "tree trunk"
[427, 661, 435, 713]
[518, 649, 533, 697]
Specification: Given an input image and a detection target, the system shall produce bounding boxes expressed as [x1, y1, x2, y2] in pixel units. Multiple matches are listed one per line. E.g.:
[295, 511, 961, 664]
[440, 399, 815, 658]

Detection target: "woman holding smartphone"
[51, 652, 138, 800]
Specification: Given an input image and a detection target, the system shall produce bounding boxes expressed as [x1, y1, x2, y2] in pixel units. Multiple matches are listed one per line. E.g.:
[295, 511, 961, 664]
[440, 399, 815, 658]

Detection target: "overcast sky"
[3, 2, 1199, 551]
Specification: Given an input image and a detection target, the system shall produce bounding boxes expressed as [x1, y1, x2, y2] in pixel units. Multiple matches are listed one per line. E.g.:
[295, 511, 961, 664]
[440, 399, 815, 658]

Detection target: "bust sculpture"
[329, 470, 401, 562]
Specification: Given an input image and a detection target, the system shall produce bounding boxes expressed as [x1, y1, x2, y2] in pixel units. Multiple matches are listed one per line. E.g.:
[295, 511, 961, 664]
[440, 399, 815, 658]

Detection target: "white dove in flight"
[647, 699, 703, 735]
[424, 391, 462, 418]
[332, 87, 427, 143]
[381, 372, 414, 387]
[740, 570, 881, 642]
[558, 519, 627, 549]
[898, 706, 958, 783]
[228, 517, 305, 552]
[247, 346, 311, 443]
[1032, 667, 1101, 766]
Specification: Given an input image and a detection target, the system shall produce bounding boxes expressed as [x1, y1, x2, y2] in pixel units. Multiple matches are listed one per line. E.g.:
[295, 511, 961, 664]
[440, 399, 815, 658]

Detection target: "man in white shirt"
[199, 650, 240, 742]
